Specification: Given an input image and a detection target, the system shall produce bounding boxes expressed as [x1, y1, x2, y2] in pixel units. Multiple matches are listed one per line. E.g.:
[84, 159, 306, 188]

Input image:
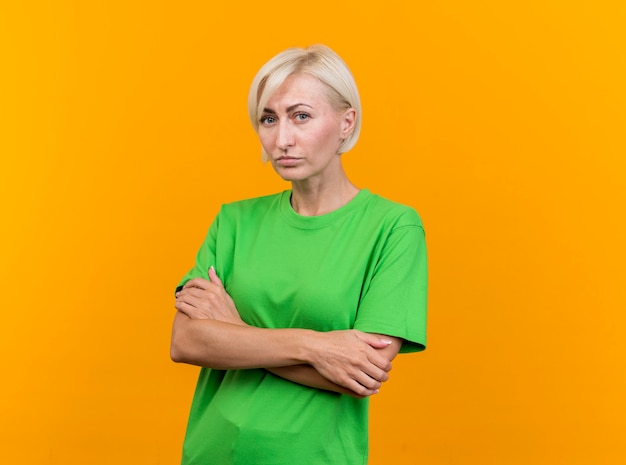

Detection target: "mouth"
[275, 156, 301, 167]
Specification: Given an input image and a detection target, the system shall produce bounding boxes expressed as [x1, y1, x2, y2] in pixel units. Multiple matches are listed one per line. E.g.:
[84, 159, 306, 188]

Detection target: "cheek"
[257, 130, 273, 148]
[314, 124, 342, 149]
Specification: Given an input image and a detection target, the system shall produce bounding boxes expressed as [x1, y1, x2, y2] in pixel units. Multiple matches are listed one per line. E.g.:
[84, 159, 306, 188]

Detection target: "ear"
[339, 108, 357, 138]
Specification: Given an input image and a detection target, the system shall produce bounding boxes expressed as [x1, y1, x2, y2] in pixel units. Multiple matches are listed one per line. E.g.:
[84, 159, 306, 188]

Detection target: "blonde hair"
[248, 45, 362, 160]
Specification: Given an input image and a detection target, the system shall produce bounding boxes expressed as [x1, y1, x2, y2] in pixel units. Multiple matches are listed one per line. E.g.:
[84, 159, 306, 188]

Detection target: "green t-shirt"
[177, 189, 427, 465]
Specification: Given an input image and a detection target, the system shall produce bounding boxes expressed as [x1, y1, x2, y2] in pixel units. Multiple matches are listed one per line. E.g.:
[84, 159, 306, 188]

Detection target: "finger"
[175, 300, 196, 314]
[208, 266, 223, 287]
[175, 295, 199, 310]
[354, 359, 389, 383]
[183, 287, 211, 299]
[330, 369, 378, 397]
[177, 287, 212, 305]
[350, 377, 381, 396]
[367, 365, 390, 382]
[352, 369, 384, 390]
[176, 287, 203, 302]
[183, 278, 211, 290]
[368, 354, 392, 373]
[354, 331, 393, 349]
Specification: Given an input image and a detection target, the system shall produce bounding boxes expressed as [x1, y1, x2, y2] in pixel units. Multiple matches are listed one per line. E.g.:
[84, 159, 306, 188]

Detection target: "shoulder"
[364, 191, 424, 231]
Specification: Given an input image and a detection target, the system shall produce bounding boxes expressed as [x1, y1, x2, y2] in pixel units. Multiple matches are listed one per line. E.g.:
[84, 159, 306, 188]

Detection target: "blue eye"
[260, 115, 276, 125]
[295, 113, 310, 121]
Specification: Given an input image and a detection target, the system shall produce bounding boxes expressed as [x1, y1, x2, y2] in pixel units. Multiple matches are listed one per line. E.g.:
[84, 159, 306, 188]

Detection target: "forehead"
[265, 73, 332, 108]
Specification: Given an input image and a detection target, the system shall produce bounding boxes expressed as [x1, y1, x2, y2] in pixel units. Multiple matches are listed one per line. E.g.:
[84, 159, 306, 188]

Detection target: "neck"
[290, 170, 359, 216]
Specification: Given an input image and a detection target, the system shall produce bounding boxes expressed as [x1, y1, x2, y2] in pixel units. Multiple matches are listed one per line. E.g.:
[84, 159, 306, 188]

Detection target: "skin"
[260, 72, 359, 215]
[171, 73, 402, 398]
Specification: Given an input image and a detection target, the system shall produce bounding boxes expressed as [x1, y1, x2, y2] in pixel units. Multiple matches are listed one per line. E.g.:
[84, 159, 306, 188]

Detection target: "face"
[258, 73, 356, 184]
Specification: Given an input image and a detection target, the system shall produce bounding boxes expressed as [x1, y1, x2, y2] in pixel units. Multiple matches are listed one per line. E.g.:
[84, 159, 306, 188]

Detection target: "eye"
[260, 115, 277, 125]
[294, 112, 310, 122]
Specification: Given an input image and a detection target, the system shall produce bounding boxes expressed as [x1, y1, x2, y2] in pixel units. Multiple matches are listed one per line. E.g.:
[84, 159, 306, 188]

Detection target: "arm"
[171, 268, 395, 396]
[266, 333, 402, 398]
[171, 312, 395, 396]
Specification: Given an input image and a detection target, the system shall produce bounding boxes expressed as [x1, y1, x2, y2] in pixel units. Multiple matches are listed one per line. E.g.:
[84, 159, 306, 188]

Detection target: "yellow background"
[1, 1, 625, 464]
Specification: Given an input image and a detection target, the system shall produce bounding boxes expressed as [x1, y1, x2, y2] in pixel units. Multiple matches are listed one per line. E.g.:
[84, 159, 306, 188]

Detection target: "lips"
[276, 156, 301, 167]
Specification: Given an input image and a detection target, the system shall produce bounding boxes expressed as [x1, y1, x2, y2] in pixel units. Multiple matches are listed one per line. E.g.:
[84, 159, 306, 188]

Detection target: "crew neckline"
[279, 189, 372, 229]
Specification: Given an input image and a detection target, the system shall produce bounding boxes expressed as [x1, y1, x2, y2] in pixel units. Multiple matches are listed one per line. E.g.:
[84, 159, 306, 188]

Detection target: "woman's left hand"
[175, 267, 245, 325]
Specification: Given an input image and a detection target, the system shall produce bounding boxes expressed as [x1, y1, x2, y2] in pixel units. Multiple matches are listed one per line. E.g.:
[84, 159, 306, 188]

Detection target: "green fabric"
[177, 189, 427, 465]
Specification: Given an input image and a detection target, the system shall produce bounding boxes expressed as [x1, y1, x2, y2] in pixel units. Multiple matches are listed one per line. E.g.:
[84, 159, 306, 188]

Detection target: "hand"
[175, 267, 244, 325]
[306, 330, 394, 397]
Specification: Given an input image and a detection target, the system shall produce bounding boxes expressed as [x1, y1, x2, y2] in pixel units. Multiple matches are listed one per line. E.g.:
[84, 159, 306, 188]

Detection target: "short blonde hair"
[248, 45, 362, 160]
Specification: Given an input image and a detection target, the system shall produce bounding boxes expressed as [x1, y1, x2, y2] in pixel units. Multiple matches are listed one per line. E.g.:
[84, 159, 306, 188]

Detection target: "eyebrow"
[262, 103, 313, 114]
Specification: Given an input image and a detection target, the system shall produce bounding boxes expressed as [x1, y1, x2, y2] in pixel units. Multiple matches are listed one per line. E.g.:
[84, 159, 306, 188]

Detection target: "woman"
[171, 44, 427, 465]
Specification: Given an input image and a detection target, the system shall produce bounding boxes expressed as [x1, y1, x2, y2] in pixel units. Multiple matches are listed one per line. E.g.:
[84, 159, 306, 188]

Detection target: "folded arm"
[171, 268, 401, 397]
[266, 333, 402, 398]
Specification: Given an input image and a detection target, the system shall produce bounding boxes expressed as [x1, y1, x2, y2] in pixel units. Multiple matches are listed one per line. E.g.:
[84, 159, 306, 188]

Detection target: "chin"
[272, 166, 306, 182]
[276, 172, 303, 182]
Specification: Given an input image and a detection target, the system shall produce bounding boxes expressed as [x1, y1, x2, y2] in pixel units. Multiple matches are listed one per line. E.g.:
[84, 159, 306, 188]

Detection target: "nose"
[276, 120, 294, 151]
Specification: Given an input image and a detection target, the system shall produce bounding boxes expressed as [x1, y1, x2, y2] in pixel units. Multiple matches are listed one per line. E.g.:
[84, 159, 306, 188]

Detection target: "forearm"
[266, 365, 368, 398]
[170, 311, 316, 370]
[267, 334, 402, 398]
[171, 305, 400, 396]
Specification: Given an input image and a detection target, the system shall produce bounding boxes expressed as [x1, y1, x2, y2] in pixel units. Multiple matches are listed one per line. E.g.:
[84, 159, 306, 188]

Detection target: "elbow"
[170, 338, 185, 363]
[170, 326, 212, 367]
[170, 311, 195, 364]
[170, 326, 191, 364]
[170, 343, 183, 363]
[169, 315, 227, 368]
[170, 339, 197, 365]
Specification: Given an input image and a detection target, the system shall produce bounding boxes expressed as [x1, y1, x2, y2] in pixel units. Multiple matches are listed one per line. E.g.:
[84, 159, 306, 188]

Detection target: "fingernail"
[381, 339, 392, 345]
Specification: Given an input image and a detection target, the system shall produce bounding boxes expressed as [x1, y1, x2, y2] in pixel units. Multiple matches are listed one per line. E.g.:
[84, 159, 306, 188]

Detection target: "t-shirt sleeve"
[175, 212, 219, 294]
[353, 210, 428, 353]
